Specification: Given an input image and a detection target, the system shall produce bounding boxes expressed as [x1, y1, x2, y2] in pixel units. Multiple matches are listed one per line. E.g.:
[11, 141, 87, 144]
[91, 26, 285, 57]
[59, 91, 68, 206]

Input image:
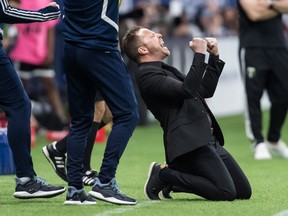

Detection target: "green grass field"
[1, 111, 288, 216]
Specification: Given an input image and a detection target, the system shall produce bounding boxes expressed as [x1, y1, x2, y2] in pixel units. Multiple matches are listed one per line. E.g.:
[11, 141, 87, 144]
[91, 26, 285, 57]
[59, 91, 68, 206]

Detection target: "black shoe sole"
[144, 162, 161, 200]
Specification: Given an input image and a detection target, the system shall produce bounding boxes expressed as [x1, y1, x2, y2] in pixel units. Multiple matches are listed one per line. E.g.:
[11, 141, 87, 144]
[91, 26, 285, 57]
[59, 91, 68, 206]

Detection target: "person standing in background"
[62, 0, 139, 205]
[9, 0, 68, 131]
[238, 0, 288, 160]
[0, 0, 65, 199]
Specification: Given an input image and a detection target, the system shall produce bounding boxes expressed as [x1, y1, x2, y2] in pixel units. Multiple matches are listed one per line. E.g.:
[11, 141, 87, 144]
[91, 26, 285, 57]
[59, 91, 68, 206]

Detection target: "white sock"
[19, 177, 31, 184]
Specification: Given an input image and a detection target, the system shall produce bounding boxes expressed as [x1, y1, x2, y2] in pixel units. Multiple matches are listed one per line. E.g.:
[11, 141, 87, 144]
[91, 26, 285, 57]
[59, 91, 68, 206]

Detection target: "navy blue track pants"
[0, 48, 35, 178]
[64, 43, 139, 188]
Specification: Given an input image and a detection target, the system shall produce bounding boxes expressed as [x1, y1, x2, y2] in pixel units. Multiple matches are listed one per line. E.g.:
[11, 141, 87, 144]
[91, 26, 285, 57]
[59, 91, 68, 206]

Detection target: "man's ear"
[138, 46, 148, 55]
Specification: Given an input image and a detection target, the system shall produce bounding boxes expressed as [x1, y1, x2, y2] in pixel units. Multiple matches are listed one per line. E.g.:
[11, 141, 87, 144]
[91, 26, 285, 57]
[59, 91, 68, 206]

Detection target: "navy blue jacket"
[63, 0, 119, 50]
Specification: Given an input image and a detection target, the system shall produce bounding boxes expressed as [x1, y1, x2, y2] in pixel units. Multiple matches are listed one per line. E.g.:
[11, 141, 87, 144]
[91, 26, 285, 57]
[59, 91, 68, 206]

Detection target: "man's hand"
[239, 0, 280, 21]
[205, 37, 219, 56]
[48, 2, 60, 9]
[189, 38, 207, 54]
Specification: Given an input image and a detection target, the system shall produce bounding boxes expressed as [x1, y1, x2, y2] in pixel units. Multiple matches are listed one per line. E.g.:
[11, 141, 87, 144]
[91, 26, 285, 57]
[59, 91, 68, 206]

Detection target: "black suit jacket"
[136, 53, 225, 163]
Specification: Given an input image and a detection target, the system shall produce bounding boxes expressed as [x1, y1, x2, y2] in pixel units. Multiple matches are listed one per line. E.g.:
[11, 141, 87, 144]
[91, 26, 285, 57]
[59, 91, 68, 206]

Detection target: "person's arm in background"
[239, 0, 288, 21]
[43, 26, 56, 66]
[0, 0, 60, 24]
[270, 0, 288, 13]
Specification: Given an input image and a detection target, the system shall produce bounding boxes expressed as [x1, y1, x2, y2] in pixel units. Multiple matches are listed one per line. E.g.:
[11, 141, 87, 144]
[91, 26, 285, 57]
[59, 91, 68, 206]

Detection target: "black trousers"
[160, 139, 252, 201]
[239, 47, 288, 143]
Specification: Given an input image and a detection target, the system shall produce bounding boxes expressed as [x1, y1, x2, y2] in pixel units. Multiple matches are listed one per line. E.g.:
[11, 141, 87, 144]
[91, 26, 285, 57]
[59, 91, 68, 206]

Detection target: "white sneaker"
[267, 140, 288, 158]
[254, 142, 272, 160]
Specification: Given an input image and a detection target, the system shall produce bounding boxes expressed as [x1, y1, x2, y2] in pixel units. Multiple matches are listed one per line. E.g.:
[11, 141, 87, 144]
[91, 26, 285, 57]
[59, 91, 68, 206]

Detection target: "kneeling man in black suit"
[122, 26, 252, 201]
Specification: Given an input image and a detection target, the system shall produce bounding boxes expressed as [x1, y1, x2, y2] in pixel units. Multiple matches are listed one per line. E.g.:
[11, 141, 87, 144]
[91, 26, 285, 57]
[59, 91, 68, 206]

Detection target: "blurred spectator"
[172, 13, 194, 37]
[119, 0, 135, 15]
[179, 0, 208, 22]
[194, 2, 225, 37]
[9, 0, 68, 131]
[2, 0, 20, 54]
[194, 0, 238, 37]
[221, 3, 238, 36]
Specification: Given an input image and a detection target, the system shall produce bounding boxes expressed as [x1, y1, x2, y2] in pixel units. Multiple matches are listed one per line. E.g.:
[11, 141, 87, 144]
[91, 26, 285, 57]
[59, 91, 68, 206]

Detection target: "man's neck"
[140, 56, 164, 63]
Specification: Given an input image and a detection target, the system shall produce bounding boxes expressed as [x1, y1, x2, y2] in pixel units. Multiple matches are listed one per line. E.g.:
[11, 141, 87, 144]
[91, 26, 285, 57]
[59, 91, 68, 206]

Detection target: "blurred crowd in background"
[119, 0, 238, 39]
[119, 0, 288, 42]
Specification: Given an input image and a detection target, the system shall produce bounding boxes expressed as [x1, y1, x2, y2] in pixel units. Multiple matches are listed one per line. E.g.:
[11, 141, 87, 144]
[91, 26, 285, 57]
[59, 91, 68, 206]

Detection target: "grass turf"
[0, 111, 288, 216]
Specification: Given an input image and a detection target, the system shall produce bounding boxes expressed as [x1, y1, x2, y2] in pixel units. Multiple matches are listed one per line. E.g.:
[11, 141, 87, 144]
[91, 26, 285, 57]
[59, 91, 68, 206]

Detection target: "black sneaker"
[42, 142, 67, 182]
[160, 185, 173, 200]
[13, 177, 66, 199]
[144, 162, 165, 200]
[89, 177, 137, 205]
[83, 169, 98, 186]
[64, 186, 96, 205]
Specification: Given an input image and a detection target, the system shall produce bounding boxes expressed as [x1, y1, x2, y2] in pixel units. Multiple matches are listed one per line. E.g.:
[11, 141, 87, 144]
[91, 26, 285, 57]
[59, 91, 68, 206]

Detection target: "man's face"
[137, 28, 170, 60]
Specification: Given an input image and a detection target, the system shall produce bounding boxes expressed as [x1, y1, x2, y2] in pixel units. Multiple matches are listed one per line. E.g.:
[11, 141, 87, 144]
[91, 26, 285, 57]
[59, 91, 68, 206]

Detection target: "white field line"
[94, 200, 158, 216]
[273, 210, 288, 216]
